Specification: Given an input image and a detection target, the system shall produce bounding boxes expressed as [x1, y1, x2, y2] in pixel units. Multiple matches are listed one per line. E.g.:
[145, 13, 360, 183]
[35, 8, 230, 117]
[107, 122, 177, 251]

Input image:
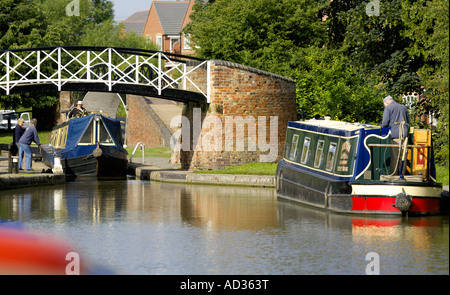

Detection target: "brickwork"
[126, 95, 171, 148]
[178, 60, 297, 170]
[57, 91, 71, 125]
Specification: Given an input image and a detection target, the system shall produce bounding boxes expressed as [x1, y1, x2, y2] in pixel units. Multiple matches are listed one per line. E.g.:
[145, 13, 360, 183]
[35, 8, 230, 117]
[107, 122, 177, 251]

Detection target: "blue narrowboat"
[44, 114, 128, 178]
[276, 119, 445, 215]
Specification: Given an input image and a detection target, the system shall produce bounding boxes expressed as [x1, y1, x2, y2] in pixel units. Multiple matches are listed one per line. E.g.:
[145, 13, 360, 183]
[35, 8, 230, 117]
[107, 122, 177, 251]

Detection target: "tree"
[39, 0, 114, 46]
[328, 0, 422, 96]
[186, 0, 382, 123]
[402, 0, 449, 165]
[293, 47, 382, 122]
[0, 0, 46, 49]
[79, 20, 158, 51]
[186, 0, 328, 75]
[0, 0, 117, 111]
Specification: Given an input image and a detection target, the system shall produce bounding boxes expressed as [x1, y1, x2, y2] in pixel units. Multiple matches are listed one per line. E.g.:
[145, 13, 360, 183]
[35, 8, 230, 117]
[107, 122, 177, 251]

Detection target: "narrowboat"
[43, 114, 128, 178]
[276, 119, 445, 216]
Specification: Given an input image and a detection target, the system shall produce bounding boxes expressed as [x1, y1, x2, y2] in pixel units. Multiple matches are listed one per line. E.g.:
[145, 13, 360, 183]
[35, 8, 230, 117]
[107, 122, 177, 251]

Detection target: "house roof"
[154, 1, 189, 35]
[122, 10, 149, 36]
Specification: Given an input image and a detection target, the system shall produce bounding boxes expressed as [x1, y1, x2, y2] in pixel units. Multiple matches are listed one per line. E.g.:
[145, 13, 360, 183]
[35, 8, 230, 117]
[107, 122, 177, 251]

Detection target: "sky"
[109, 0, 152, 21]
[110, 0, 180, 22]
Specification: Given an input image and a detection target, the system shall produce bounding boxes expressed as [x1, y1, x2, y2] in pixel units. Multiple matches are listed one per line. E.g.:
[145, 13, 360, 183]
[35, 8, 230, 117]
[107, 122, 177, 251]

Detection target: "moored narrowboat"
[276, 119, 445, 216]
[43, 113, 128, 178]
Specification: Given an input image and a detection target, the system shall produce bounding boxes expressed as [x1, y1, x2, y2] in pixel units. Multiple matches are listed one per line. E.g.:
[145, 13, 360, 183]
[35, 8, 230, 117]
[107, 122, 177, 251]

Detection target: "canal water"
[0, 178, 448, 275]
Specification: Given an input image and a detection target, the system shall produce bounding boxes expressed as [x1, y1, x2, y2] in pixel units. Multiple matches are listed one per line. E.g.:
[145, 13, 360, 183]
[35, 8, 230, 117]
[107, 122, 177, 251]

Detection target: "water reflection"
[0, 179, 448, 275]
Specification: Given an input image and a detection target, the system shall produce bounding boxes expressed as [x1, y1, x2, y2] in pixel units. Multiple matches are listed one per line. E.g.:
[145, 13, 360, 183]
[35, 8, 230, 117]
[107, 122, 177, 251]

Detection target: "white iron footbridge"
[0, 46, 211, 103]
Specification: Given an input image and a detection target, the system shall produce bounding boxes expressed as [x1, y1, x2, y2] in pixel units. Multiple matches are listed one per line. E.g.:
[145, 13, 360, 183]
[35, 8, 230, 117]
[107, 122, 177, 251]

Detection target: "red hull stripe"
[351, 196, 440, 214]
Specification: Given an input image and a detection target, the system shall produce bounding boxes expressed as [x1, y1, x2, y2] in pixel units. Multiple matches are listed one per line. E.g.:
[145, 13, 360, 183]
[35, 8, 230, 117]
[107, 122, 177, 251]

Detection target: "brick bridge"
[0, 47, 296, 171]
[127, 60, 297, 170]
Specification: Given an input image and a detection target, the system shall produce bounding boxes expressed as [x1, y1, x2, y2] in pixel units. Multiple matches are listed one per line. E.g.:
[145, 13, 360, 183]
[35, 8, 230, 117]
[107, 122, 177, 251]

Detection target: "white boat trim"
[351, 184, 442, 198]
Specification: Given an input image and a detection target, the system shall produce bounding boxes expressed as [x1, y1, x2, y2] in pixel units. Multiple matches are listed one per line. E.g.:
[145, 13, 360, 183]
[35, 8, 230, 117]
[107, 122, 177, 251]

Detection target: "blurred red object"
[0, 226, 83, 275]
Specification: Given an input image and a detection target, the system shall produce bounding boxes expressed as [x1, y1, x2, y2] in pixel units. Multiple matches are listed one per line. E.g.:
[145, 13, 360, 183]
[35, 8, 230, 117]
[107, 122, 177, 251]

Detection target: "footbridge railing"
[0, 46, 211, 103]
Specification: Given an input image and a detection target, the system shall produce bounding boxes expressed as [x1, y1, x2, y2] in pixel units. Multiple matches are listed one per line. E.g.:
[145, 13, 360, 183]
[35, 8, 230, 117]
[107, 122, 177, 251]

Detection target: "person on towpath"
[18, 118, 41, 171]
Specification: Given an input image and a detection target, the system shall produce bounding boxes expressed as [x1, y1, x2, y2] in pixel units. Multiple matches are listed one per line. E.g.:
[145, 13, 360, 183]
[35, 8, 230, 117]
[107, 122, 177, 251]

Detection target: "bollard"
[11, 156, 19, 174]
[53, 156, 63, 174]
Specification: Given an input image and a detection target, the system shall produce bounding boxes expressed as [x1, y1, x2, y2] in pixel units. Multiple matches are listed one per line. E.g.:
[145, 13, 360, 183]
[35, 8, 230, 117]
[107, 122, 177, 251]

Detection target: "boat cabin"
[277, 119, 443, 215]
[50, 114, 122, 151]
[282, 119, 436, 183]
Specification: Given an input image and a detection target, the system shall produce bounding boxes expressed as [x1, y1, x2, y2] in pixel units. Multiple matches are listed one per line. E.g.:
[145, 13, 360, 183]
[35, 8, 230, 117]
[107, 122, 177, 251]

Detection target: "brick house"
[141, 0, 196, 55]
[122, 10, 150, 36]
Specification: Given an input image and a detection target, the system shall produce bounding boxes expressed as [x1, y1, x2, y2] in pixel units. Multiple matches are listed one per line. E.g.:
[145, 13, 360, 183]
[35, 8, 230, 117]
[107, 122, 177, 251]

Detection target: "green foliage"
[186, 0, 448, 164]
[116, 101, 127, 118]
[187, 0, 328, 75]
[329, 0, 422, 95]
[0, 0, 46, 49]
[0, 0, 157, 111]
[80, 20, 158, 51]
[292, 47, 382, 122]
[186, 0, 382, 123]
[401, 0, 449, 165]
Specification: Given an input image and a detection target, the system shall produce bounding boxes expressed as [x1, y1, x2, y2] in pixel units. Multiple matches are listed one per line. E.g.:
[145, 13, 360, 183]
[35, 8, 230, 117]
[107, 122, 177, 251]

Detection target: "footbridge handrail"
[0, 46, 210, 103]
[129, 142, 145, 164]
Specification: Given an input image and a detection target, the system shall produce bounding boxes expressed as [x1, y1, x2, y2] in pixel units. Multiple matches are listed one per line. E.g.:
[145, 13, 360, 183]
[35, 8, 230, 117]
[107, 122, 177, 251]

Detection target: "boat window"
[289, 134, 299, 161]
[60, 128, 66, 147]
[300, 137, 311, 164]
[79, 121, 94, 144]
[61, 126, 68, 147]
[326, 142, 337, 172]
[314, 140, 325, 168]
[51, 131, 57, 146]
[56, 129, 62, 147]
[98, 121, 114, 145]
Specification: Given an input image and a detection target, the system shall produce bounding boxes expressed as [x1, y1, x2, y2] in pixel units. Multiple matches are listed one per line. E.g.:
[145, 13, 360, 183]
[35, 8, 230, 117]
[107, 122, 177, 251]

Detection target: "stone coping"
[128, 162, 275, 187]
[186, 59, 294, 83]
[0, 173, 66, 190]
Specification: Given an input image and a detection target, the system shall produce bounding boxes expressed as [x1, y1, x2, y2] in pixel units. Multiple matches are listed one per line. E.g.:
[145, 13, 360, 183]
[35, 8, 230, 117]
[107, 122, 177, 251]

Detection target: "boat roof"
[288, 119, 385, 137]
[295, 119, 379, 131]
[64, 114, 123, 151]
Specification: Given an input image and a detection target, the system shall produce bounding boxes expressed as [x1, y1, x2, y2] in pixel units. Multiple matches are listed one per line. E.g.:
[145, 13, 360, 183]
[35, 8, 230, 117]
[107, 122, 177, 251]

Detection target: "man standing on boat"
[18, 118, 41, 171]
[382, 95, 410, 175]
[68, 101, 86, 119]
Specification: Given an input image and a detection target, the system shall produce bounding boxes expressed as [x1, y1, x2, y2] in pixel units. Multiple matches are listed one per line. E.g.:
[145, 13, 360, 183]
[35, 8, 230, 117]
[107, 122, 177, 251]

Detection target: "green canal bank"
[0, 154, 275, 190]
[127, 158, 276, 188]
[2, 153, 448, 194]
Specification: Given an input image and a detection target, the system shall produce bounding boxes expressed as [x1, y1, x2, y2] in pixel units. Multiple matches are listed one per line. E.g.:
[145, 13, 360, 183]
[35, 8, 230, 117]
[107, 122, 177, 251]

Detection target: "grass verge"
[194, 162, 277, 175]
[196, 162, 449, 184]
[0, 130, 52, 145]
[125, 147, 172, 159]
[436, 164, 449, 186]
